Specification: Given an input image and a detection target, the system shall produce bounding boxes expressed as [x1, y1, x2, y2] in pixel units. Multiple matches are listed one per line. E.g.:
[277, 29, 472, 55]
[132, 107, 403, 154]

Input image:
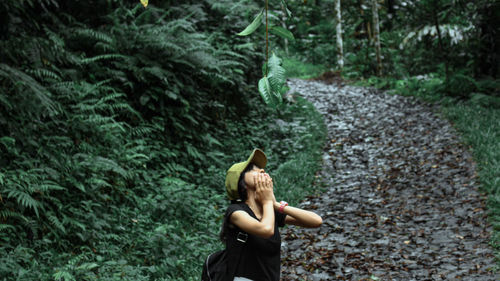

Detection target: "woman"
[222, 148, 323, 281]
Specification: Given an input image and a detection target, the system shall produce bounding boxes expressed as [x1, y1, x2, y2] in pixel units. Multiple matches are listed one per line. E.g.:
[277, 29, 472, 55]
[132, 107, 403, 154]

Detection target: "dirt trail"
[280, 78, 497, 281]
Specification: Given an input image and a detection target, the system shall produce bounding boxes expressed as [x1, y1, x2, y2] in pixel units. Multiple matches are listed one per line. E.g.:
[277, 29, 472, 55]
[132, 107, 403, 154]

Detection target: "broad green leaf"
[270, 26, 295, 41]
[237, 10, 264, 36]
[268, 53, 285, 84]
[258, 77, 272, 105]
[268, 75, 283, 93]
[273, 89, 283, 104]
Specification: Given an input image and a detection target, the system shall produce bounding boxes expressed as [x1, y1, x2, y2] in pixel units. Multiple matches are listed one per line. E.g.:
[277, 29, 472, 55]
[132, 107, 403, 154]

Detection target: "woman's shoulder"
[226, 202, 248, 215]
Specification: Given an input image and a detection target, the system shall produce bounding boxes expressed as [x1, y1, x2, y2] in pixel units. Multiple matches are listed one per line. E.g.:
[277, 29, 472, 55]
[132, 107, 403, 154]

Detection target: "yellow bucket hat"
[225, 148, 267, 200]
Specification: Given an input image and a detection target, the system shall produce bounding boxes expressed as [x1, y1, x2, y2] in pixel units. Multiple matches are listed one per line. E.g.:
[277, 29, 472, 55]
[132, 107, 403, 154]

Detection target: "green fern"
[0, 63, 60, 116]
[47, 212, 66, 234]
[53, 270, 75, 281]
[7, 187, 40, 218]
[72, 28, 113, 44]
[80, 54, 125, 65]
[26, 69, 62, 82]
[0, 224, 15, 232]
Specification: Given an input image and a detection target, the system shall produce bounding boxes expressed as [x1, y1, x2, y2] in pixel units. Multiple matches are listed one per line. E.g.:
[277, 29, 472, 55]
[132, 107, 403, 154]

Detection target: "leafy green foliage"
[236, 0, 294, 107]
[0, 0, 326, 279]
[284, 0, 498, 99]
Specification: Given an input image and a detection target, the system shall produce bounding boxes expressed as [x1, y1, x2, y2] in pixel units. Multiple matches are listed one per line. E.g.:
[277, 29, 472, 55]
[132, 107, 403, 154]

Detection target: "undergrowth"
[0, 1, 328, 280]
[282, 56, 327, 80]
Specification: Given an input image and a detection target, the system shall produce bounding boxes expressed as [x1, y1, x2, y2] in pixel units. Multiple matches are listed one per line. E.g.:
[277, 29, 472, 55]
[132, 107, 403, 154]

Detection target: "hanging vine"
[237, 0, 294, 108]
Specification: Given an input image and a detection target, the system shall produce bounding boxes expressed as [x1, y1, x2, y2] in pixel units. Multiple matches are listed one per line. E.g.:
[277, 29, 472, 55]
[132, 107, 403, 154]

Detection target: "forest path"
[280, 79, 497, 281]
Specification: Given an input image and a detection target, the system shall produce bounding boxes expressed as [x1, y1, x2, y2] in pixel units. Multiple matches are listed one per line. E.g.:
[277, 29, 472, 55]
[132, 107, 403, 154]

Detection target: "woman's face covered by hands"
[244, 166, 272, 189]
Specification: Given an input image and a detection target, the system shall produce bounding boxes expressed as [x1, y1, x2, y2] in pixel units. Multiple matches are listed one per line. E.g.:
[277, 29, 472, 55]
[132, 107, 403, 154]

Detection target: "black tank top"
[225, 203, 286, 281]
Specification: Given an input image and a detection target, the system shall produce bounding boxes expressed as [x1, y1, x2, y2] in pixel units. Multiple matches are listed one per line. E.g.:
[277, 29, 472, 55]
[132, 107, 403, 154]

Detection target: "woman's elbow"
[259, 225, 275, 238]
[310, 215, 322, 228]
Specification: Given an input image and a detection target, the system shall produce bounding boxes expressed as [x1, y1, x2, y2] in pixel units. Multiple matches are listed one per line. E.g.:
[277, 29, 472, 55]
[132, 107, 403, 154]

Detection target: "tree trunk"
[360, 0, 372, 41]
[432, 0, 449, 88]
[335, 0, 344, 70]
[386, 0, 395, 30]
[372, 0, 382, 76]
[281, 3, 289, 56]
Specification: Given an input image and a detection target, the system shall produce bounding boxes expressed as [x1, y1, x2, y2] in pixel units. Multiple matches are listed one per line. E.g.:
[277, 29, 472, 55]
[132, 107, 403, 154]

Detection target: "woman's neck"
[245, 190, 262, 218]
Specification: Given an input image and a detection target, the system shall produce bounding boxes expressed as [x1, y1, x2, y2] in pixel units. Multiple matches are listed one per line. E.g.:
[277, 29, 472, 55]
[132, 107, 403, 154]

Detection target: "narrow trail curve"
[280, 79, 497, 281]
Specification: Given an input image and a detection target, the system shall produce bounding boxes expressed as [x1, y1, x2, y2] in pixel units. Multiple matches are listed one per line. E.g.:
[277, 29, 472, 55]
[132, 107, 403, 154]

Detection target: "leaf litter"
[280, 79, 498, 281]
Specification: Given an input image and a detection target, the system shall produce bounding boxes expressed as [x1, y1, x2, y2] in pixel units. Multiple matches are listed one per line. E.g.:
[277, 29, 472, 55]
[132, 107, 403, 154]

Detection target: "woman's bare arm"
[229, 201, 275, 238]
[275, 202, 323, 228]
[230, 172, 276, 238]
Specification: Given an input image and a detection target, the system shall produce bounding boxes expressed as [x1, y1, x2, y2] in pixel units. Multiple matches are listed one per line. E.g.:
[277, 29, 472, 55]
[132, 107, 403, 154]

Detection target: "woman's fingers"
[256, 173, 264, 189]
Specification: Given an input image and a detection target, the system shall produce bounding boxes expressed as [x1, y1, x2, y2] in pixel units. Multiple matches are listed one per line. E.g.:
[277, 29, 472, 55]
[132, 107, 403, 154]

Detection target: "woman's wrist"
[262, 200, 274, 206]
[278, 201, 288, 213]
[273, 201, 289, 212]
[273, 201, 281, 210]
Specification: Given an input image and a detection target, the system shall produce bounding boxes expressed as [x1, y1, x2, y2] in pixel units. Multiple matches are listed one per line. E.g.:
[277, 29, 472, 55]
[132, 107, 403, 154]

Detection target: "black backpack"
[201, 231, 248, 281]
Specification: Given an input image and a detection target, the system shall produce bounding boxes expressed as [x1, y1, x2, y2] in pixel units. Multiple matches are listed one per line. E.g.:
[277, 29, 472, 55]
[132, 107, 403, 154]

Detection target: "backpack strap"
[225, 231, 247, 280]
[224, 203, 250, 280]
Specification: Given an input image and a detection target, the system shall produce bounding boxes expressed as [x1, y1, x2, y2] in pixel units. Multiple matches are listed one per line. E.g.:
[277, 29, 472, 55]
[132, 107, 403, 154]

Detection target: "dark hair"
[220, 163, 258, 242]
[236, 163, 256, 202]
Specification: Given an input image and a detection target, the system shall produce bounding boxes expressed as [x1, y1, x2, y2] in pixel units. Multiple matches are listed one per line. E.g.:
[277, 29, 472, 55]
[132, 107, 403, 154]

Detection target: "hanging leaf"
[258, 76, 272, 106]
[268, 53, 285, 85]
[268, 75, 284, 97]
[269, 26, 295, 41]
[273, 89, 283, 104]
[281, 0, 292, 18]
[140, 0, 148, 7]
[237, 10, 264, 36]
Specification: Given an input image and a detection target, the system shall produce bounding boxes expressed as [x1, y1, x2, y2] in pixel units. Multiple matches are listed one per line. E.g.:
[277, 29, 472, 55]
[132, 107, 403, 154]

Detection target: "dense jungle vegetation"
[0, 0, 498, 280]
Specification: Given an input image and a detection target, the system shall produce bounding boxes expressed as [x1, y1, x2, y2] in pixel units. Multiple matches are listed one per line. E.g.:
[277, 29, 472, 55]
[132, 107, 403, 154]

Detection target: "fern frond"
[75, 154, 127, 177]
[94, 42, 114, 52]
[25, 68, 62, 82]
[149, 40, 185, 55]
[0, 93, 13, 110]
[44, 26, 65, 48]
[50, 81, 78, 90]
[80, 54, 125, 65]
[130, 126, 155, 137]
[140, 66, 168, 81]
[163, 19, 196, 33]
[61, 215, 86, 231]
[99, 121, 127, 133]
[47, 212, 66, 234]
[72, 28, 113, 44]
[7, 187, 41, 218]
[0, 63, 60, 116]
[53, 270, 75, 281]
[0, 224, 15, 232]
[0, 210, 27, 222]
[0, 137, 16, 150]
[98, 92, 125, 104]
[36, 181, 66, 192]
[215, 50, 248, 61]
[216, 60, 244, 68]
[170, 58, 196, 69]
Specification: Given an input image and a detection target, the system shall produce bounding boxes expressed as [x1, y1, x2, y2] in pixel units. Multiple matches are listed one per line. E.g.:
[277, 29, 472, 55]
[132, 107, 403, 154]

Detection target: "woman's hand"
[255, 172, 274, 205]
